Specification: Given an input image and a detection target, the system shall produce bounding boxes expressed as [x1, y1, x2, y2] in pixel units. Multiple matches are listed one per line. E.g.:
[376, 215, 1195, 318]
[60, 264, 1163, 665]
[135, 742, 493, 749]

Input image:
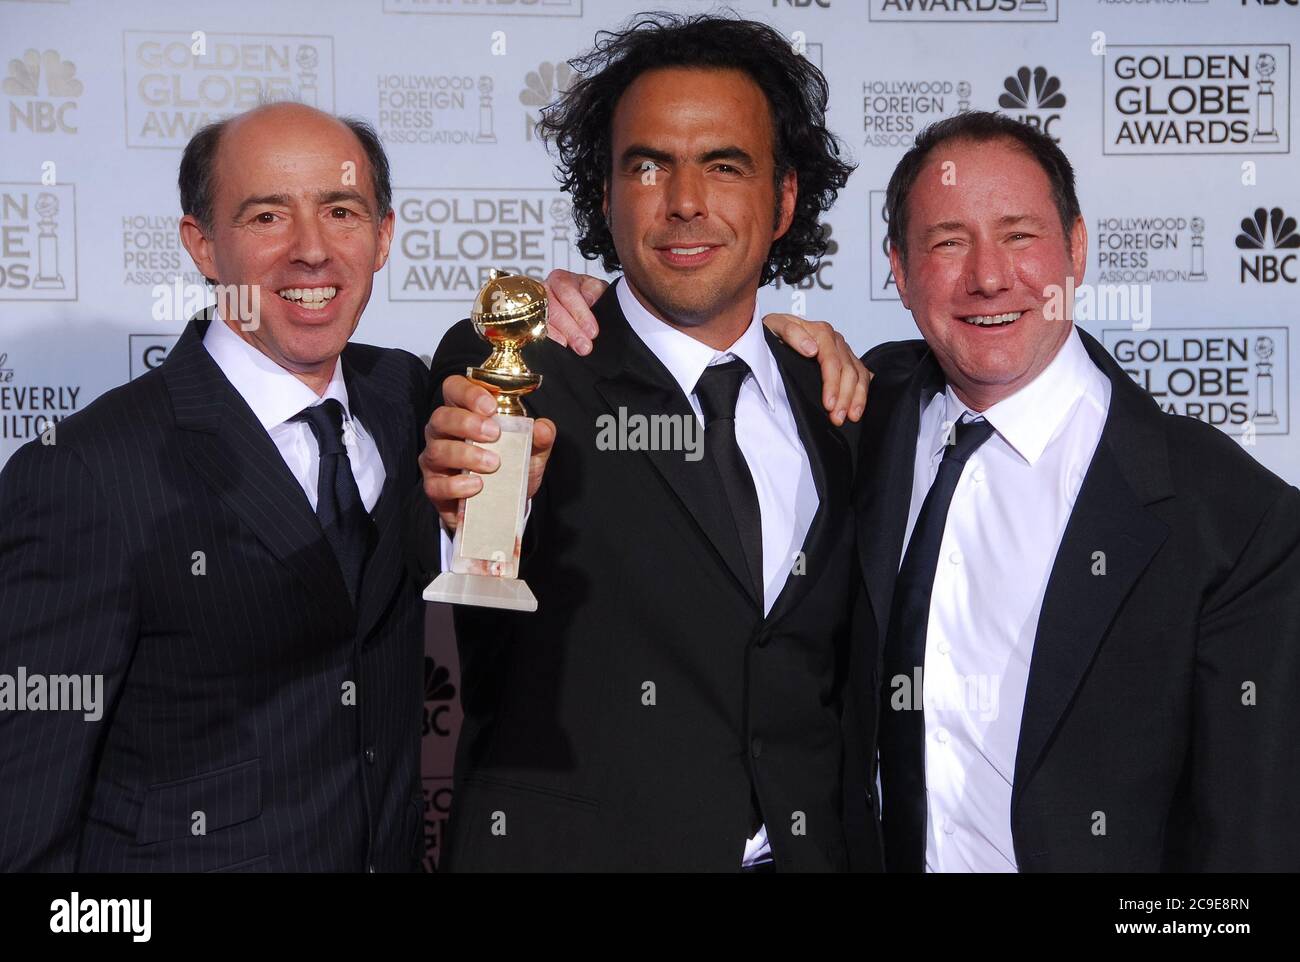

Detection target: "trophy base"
[424, 571, 538, 612]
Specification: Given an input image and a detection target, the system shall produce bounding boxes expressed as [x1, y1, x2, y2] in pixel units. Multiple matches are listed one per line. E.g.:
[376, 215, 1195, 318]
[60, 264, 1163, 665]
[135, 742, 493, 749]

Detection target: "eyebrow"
[233, 193, 292, 220]
[618, 144, 757, 168]
[920, 214, 1048, 238]
[317, 189, 371, 211]
[232, 188, 373, 221]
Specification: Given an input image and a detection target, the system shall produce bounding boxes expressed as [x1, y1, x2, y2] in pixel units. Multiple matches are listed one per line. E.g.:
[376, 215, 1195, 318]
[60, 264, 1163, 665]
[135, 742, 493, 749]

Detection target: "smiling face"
[605, 66, 796, 348]
[889, 136, 1087, 411]
[179, 103, 394, 392]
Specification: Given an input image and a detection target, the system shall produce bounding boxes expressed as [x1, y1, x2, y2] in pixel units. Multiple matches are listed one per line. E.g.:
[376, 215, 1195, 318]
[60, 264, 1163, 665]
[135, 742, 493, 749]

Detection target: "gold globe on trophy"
[468, 269, 548, 417]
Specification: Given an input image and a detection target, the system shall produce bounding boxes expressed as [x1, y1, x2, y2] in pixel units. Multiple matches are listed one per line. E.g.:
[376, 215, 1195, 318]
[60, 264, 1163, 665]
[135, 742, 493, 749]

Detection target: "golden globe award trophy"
[424, 269, 546, 612]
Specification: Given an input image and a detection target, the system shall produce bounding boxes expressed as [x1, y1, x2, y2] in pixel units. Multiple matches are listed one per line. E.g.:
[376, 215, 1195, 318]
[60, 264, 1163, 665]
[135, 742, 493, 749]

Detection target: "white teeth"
[960, 311, 1022, 327]
[670, 246, 709, 255]
[277, 286, 337, 307]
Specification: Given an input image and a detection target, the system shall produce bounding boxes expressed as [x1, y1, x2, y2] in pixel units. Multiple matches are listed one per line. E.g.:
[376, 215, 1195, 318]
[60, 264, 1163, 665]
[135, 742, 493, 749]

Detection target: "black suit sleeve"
[1184, 484, 1300, 870]
[0, 441, 138, 870]
[404, 350, 446, 587]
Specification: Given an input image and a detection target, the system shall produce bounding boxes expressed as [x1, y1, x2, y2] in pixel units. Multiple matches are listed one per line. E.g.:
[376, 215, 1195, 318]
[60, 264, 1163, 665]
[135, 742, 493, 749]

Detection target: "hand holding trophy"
[424, 269, 547, 612]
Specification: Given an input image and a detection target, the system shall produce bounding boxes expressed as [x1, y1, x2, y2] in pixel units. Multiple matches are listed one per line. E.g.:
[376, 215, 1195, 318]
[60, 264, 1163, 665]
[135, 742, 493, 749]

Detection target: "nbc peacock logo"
[998, 66, 1066, 141]
[774, 222, 837, 292]
[422, 654, 456, 739]
[4, 48, 82, 134]
[1236, 206, 1299, 283]
[520, 61, 573, 143]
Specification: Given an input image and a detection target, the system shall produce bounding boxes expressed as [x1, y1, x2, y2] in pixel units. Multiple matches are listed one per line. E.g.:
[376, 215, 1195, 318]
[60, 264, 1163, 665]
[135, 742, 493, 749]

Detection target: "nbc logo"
[998, 66, 1065, 141]
[422, 654, 457, 739]
[4, 48, 82, 133]
[520, 61, 572, 142]
[1236, 207, 1299, 283]
[775, 223, 837, 291]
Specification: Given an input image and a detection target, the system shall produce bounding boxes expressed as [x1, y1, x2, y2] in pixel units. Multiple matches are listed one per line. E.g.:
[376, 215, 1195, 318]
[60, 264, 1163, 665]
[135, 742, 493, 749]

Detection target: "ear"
[887, 242, 910, 309]
[1068, 214, 1087, 288]
[773, 169, 798, 241]
[373, 209, 395, 272]
[179, 214, 219, 284]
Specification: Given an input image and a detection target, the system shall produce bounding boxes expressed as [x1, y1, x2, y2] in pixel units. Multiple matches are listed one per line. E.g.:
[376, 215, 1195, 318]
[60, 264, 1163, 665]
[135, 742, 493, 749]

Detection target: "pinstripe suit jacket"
[0, 314, 434, 872]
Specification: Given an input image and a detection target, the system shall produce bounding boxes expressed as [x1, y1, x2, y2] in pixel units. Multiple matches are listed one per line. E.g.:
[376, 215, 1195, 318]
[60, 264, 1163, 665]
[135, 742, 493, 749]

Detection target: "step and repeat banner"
[1, 0, 1297, 868]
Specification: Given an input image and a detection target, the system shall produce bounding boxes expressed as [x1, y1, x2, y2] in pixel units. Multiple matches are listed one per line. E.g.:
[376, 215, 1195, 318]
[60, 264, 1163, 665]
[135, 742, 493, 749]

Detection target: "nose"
[665, 166, 706, 223]
[964, 238, 1011, 297]
[288, 212, 329, 269]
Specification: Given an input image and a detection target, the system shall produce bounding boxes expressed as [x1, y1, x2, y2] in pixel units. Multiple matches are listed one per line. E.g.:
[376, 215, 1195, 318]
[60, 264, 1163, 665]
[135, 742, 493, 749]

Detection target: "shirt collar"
[202, 311, 363, 436]
[933, 326, 1102, 466]
[615, 277, 778, 411]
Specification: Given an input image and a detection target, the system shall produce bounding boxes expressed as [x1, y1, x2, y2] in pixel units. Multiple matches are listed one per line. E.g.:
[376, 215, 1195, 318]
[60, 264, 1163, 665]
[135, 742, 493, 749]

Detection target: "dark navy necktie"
[294, 398, 373, 605]
[695, 358, 765, 606]
[879, 414, 996, 872]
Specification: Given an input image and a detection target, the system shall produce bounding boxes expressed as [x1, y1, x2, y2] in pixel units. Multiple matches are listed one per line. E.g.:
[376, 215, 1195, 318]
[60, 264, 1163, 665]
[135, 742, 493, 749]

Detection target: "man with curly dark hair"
[538, 12, 852, 292]
[415, 12, 881, 872]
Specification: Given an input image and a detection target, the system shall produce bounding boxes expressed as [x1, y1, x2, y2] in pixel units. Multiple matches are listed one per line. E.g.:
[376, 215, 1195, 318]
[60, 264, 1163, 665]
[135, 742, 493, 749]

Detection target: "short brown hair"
[886, 110, 1081, 268]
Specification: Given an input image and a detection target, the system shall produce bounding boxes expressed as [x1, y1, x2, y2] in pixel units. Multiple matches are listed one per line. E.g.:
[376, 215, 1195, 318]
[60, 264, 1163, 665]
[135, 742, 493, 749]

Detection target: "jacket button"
[751, 737, 763, 759]
[754, 630, 770, 648]
[364, 747, 376, 765]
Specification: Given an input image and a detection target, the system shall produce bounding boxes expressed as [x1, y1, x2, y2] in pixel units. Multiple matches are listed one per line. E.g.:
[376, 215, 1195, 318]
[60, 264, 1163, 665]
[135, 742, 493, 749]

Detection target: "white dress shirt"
[202, 314, 384, 513]
[900, 326, 1110, 873]
[617, 278, 819, 867]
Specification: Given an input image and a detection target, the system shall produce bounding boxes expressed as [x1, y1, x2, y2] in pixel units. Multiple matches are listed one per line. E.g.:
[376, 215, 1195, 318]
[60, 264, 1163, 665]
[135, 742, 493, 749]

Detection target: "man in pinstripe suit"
[0, 103, 436, 871]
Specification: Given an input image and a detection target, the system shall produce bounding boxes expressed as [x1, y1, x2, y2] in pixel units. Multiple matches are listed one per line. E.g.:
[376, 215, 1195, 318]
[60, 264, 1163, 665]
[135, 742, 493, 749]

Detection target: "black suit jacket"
[848, 328, 1300, 872]
[421, 285, 877, 871]
[0, 314, 434, 872]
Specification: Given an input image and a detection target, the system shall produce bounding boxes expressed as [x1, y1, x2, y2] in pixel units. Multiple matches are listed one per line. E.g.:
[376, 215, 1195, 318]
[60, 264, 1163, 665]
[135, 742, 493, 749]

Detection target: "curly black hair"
[537, 11, 855, 286]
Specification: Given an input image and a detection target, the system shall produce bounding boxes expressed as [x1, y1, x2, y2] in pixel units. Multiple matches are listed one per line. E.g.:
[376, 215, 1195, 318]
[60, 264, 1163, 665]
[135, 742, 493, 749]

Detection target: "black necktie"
[879, 414, 996, 872]
[294, 398, 374, 605]
[695, 358, 764, 605]
[696, 357, 767, 846]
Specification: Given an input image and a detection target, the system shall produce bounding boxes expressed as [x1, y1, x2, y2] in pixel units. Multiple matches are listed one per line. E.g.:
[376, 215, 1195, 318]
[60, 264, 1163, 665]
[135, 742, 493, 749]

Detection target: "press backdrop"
[1, 0, 1297, 868]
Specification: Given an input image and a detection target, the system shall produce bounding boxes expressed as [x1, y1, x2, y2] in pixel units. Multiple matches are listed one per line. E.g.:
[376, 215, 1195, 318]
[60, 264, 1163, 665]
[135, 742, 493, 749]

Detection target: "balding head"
[180, 102, 391, 232]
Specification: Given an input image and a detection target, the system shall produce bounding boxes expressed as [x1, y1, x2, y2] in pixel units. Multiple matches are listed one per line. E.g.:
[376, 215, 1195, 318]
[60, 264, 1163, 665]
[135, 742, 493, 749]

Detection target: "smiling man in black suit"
[0, 103, 432, 872]
[854, 111, 1300, 872]
[417, 13, 875, 872]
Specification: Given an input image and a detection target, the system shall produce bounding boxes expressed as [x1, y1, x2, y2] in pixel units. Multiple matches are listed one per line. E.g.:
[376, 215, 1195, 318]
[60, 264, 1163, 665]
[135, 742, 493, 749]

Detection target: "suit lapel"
[763, 329, 848, 627]
[856, 350, 943, 641]
[163, 313, 353, 628]
[588, 287, 760, 608]
[1013, 329, 1174, 811]
[344, 354, 410, 644]
[592, 362, 760, 609]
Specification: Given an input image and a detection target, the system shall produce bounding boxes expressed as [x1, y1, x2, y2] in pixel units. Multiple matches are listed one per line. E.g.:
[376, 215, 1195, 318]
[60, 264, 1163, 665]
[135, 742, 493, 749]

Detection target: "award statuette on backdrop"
[424, 269, 546, 612]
